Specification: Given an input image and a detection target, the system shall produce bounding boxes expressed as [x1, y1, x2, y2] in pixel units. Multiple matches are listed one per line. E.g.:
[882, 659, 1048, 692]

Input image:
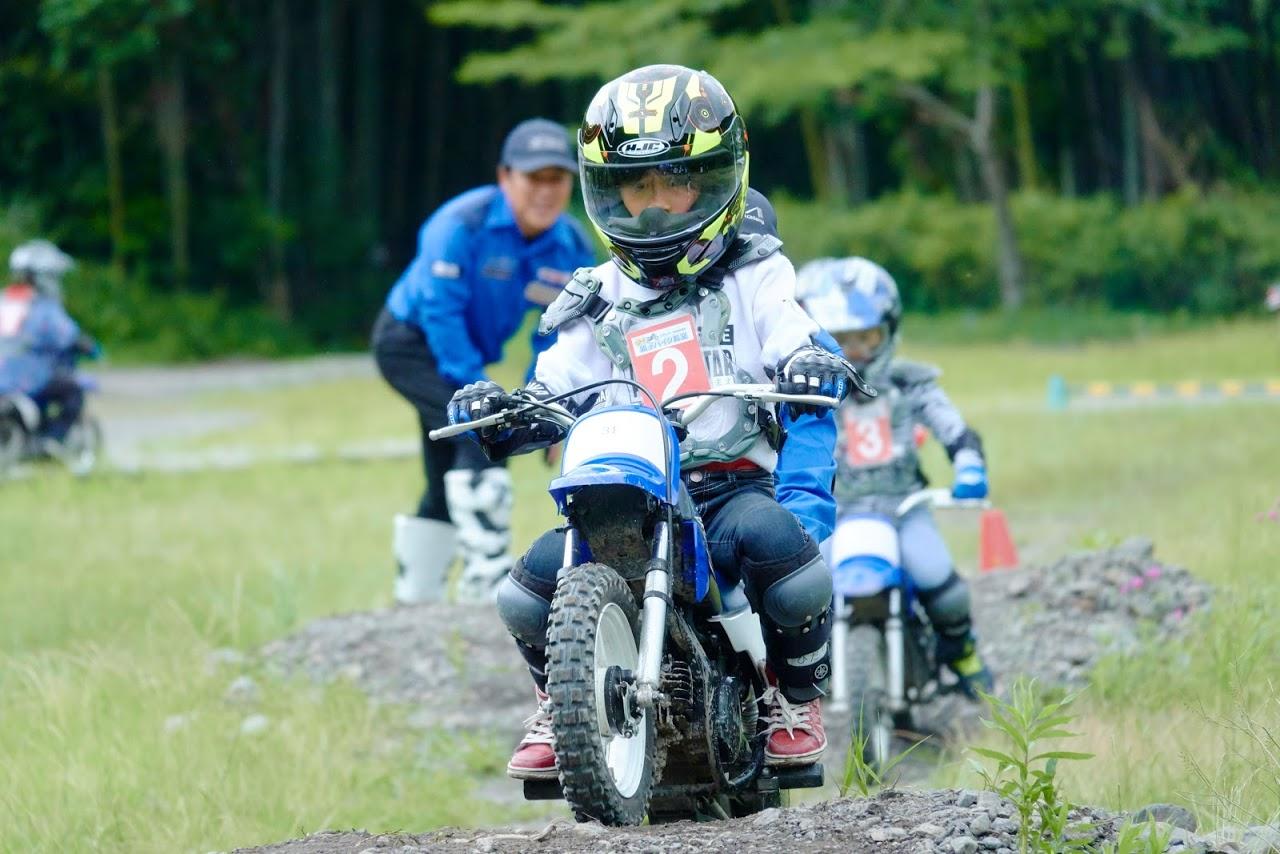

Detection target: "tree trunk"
[266, 0, 292, 321]
[955, 142, 979, 202]
[1052, 49, 1077, 196]
[971, 87, 1025, 311]
[1080, 50, 1114, 191]
[315, 0, 343, 221]
[830, 93, 869, 205]
[1120, 57, 1142, 205]
[354, 0, 383, 247]
[96, 64, 127, 275]
[422, 21, 449, 212]
[155, 53, 190, 288]
[894, 81, 1025, 310]
[1009, 72, 1039, 190]
[765, 0, 831, 203]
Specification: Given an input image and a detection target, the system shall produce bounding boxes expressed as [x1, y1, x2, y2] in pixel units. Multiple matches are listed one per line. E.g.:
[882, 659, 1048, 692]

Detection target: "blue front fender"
[549, 456, 670, 513]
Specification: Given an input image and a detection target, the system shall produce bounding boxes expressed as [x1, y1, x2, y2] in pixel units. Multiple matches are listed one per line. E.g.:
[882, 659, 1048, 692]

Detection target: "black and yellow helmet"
[579, 64, 749, 290]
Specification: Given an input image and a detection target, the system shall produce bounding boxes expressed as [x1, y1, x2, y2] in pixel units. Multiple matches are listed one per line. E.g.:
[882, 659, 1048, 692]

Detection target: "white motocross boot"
[393, 514, 456, 604]
[444, 467, 514, 603]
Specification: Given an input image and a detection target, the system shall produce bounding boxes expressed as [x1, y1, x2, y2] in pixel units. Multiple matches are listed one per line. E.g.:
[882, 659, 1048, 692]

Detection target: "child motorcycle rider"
[796, 257, 994, 698]
[447, 65, 872, 779]
[1, 240, 98, 449]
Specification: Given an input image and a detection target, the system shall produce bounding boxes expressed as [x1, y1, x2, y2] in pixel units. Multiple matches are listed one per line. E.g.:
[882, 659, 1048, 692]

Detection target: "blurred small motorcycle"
[827, 487, 988, 770]
[0, 374, 102, 478]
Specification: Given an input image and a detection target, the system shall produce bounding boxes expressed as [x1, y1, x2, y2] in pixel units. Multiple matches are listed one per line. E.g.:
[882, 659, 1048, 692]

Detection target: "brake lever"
[660, 409, 690, 441]
[842, 359, 878, 399]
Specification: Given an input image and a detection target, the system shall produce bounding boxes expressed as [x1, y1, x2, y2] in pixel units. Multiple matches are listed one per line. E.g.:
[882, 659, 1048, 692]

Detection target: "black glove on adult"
[773, 345, 877, 418]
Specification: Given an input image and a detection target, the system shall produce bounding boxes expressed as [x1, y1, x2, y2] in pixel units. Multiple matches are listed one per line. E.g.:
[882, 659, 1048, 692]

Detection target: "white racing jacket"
[534, 252, 818, 472]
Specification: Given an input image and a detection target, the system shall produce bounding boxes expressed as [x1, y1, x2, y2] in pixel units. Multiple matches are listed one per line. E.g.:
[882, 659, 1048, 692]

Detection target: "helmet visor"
[582, 149, 742, 243]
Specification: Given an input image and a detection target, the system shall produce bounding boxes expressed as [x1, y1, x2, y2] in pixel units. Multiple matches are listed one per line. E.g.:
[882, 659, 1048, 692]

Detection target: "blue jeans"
[498, 468, 834, 701]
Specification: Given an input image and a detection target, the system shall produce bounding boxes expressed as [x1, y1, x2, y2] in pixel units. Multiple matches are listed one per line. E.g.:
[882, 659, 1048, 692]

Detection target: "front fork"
[830, 594, 850, 714]
[884, 588, 907, 714]
[634, 518, 672, 708]
[562, 518, 672, 713]
[828, 590, 908, 716]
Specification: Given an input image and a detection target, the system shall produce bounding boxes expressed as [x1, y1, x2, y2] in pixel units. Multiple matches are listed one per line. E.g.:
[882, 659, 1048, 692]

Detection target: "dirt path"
[90, 353, 375, 466]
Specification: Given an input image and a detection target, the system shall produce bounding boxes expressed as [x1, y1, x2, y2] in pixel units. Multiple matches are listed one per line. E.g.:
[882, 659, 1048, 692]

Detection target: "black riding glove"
[773, 345, 877, 418]
[446, 380, 566, 462]
[446, 380, 508, 441]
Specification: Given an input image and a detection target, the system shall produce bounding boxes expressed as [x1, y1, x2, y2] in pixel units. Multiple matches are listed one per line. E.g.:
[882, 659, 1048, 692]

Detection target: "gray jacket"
[833, 359, 984, 516]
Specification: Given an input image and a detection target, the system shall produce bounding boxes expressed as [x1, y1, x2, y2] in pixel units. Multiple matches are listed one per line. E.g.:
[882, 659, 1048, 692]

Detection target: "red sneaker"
[762, 683, 827, 767]
[506, 688, 558, 780]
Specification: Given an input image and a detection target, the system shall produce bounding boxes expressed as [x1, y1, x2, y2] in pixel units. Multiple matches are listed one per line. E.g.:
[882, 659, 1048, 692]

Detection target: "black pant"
[371, 308, 501, 521]
[35, 374, 84, 441]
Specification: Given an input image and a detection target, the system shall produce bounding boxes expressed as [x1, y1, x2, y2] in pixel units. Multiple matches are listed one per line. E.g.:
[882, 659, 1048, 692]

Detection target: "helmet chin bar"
[603, 192, 741, 290]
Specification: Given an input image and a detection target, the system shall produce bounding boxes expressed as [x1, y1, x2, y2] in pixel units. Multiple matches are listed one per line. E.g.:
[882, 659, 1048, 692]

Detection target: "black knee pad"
[513, 639, 549, 691]
[757, 552, 834, 703]
[495, 573, 552, 648]
[918, 571, 972, 638]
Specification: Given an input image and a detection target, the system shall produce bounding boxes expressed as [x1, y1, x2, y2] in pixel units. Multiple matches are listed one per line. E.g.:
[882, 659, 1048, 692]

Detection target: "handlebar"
[427, 396, 575, 442]
[669, 383, 838, 426]
[428, 381, 840, 443]
[894, 487, 991, 518]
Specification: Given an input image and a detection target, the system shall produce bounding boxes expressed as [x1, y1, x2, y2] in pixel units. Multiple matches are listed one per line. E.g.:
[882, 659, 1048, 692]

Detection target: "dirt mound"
[914, 536, 1211, 736]
[259, 602, 529, 737]
[231, 788, 1269, 853]
[258, 538, 1211, 743]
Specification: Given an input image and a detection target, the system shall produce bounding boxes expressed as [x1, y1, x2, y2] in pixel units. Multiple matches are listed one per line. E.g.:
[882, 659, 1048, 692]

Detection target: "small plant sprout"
[968, 678, 1096, 854]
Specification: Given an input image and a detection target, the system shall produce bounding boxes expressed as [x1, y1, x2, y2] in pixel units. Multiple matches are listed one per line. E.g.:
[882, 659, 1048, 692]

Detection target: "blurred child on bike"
[796, 257, 994, 698]
[1, 240, 98, 451]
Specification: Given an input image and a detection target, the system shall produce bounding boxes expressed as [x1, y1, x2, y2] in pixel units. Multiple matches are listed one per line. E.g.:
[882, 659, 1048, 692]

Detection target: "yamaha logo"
[617, 138, 670, 158]
[814, 664, 829, 680]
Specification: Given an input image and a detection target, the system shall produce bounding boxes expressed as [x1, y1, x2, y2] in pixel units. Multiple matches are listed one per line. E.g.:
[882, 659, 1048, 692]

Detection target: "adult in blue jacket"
[373, 119, 594, 604]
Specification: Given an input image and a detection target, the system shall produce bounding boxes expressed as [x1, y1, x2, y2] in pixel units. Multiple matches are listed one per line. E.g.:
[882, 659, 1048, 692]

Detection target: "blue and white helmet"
[796, 256, 902, 378]
[9, 239, 75, 300]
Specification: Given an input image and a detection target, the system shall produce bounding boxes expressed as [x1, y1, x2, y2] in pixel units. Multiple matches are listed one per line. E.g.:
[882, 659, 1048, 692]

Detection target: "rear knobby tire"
[546, 562, 656, 825]
[847, 623, 894, 772]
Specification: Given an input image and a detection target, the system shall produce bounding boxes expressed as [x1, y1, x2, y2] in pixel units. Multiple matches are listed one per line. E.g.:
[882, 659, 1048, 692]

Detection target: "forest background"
[3, 0, 1279, 359]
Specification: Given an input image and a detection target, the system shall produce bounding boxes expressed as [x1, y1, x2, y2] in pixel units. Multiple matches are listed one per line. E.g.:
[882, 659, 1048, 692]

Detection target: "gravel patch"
[229, 789, 1274, 853]
[258, 537, 1211, 744]
[259, 603, 531, 739]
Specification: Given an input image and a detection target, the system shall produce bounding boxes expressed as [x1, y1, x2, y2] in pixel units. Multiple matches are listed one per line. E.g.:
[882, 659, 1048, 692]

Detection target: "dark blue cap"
[500, 118, 577, 173]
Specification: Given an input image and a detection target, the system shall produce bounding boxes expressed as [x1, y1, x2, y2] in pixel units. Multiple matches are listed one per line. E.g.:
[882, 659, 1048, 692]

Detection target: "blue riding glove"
[773, 345, 876, 419]
[951, 448, 989, 500]
[446, 381, 508, 443]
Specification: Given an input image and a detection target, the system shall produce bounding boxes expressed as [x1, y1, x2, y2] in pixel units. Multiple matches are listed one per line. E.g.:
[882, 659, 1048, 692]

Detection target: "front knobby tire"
[546, 562, 656, 826]
[847, 624, 895, 772]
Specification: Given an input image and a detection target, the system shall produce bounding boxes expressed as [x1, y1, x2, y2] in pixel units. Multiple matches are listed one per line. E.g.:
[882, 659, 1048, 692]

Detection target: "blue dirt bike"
[826, 488, 989, 770]
[0, 373, 102, 478]
[432, 380, 837, 826]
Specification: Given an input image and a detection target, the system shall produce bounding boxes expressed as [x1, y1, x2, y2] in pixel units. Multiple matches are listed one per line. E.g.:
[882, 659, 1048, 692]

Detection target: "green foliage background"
[4, 0, 1280, 355]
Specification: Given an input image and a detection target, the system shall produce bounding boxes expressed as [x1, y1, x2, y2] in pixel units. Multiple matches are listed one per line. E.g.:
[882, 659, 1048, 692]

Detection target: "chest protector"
[0, 285, 35, 358]
[542, 235, 782, 464]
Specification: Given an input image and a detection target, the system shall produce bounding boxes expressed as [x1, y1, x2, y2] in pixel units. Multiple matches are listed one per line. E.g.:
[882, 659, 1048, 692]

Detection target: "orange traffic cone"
[978, 509, 1019, 572]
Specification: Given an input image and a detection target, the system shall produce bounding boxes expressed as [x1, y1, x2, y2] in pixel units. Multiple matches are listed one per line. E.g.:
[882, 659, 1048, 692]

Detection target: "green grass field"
[2, 318, 1279, 851]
